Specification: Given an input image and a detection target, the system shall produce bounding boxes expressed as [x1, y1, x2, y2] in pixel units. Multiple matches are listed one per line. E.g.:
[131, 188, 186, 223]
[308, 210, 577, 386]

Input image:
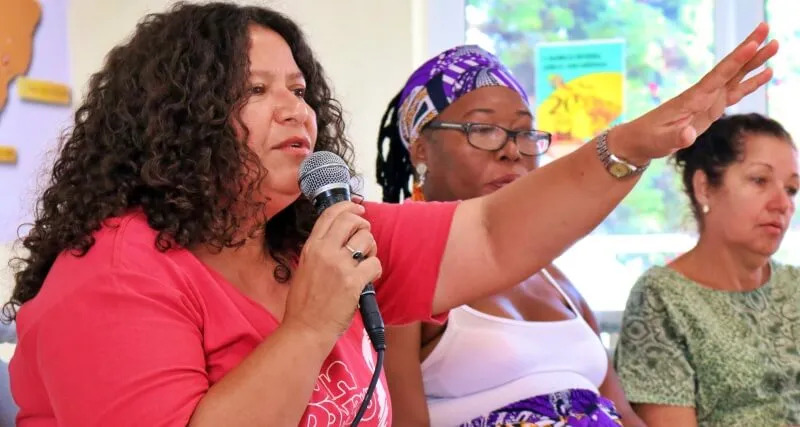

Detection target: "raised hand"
[612, 23, 778, 164]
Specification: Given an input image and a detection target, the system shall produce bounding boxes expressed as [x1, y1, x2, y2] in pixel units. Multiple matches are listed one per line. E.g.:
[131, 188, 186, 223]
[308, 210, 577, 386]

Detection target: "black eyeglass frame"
[424, 121, 552, 156]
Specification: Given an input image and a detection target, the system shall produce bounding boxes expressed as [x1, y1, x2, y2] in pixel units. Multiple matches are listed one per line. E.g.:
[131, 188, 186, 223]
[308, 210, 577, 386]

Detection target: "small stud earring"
[702, 204, 710, 214]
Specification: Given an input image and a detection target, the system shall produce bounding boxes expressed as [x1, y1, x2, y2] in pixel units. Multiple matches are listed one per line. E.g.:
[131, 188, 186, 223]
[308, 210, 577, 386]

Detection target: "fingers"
[324, 209, 371, 247]
[308, 202, 364, 241]
[696, 23, 770, 92]
[677, 125, 698, 149]
[728, 67, 774, 104]
[354, 257, 383, 288]
[345, 228, 377, 260]
[696, 42, 758, 92]
[729, 39, 779, 85]
[740, 21, 770, 47]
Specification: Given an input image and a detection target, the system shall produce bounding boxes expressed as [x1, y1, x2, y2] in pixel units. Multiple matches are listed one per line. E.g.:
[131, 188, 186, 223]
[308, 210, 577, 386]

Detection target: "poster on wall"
[534, 39, 625, 159]
[0, 0, 72, 242]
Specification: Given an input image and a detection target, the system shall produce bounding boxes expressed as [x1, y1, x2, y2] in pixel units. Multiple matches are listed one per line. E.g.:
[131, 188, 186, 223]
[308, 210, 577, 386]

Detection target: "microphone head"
[298, 151, 351, 199]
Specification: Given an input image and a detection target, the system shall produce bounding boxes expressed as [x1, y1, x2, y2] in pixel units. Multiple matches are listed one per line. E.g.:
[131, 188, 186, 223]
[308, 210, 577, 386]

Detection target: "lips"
[487, 174, 521, 189]
[760, 220, 786, 234]
[274, 136, 311, 156]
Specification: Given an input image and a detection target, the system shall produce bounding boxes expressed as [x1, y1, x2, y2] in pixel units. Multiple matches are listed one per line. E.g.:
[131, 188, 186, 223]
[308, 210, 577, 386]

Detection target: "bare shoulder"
[543, 264, 587, 308]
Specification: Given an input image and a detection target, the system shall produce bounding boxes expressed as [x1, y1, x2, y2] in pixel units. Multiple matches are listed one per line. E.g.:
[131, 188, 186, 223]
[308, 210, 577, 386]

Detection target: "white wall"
[67, 0, 465, 200]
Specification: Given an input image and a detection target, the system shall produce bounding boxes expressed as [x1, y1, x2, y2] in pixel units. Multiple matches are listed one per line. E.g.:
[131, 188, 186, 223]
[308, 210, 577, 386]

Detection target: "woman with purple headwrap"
[377, 45, 645, 427]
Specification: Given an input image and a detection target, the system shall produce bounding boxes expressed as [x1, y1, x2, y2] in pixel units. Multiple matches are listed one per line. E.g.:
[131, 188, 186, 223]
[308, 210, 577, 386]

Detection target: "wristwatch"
[595, 130, 649, 179]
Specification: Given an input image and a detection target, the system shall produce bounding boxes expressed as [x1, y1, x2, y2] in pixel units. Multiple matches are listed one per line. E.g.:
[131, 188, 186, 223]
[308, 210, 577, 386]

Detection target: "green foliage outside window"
[466, 0, 714, 234]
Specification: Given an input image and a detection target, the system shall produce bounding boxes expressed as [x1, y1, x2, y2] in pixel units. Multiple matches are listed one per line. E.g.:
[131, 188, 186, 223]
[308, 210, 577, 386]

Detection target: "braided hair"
[375, 91, 414, 203]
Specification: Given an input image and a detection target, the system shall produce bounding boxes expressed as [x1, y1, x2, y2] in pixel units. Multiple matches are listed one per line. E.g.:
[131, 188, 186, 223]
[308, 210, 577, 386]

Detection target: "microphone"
[298, 151, 386, 352]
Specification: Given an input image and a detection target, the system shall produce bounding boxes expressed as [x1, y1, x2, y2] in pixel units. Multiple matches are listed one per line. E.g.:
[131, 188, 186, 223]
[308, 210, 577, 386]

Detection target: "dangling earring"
[416, 164, 428, 186]
[702, 204, 710, 214]
[412, 163, 427, 201]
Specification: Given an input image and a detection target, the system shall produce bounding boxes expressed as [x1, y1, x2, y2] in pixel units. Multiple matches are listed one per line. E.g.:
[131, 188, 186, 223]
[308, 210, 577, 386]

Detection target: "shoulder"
[543, 264, 586, 307]
[18, 212, 199, 332]
[622, 266, 691, 318]
[361, 201, 458, 248]
[16, 266, 202, 345]
[543, 263, 571, 287]
[628, 265, 690, 298]
[766, 259, 800, 298]
[361, 200, 458, 224]
[58, 210, 164, 269]
[770, 259, 800, 282]
[635, 265, 680, 286]
[80, 210, 193, 276]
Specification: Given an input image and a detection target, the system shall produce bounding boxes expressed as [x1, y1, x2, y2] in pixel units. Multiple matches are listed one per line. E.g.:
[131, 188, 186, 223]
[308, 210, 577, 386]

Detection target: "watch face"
[609, 162, 632, 178]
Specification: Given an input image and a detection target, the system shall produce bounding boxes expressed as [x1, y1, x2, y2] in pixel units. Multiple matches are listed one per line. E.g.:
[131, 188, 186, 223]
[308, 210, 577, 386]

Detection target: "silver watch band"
[595, 130, 648, 177]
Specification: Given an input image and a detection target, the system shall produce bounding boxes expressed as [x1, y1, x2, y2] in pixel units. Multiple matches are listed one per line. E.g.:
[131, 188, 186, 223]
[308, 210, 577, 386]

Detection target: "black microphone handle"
[358, 284, 386, 351]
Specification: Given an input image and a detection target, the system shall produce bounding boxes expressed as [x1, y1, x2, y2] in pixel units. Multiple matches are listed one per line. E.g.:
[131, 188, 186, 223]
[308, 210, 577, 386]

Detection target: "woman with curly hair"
[7, 2, 777, 426]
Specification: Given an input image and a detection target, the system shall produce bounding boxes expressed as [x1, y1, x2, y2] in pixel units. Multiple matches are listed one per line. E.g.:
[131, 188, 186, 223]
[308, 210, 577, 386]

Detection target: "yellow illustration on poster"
[534, 39, 625, 158]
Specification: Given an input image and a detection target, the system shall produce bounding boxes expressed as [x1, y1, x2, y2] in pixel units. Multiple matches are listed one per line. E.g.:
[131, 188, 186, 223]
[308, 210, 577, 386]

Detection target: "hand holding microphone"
[288, 151, 386, 351]
[295, 151, 388, 427]
[283, 201, 382, 341]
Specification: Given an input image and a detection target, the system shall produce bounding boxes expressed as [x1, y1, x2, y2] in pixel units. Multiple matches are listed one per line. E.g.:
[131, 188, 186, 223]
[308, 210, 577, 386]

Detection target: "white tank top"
[421, 270, 609, 426]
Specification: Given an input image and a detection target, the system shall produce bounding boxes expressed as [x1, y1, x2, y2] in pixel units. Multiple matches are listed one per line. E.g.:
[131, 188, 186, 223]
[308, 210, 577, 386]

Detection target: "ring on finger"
[345, 244, 365, 261]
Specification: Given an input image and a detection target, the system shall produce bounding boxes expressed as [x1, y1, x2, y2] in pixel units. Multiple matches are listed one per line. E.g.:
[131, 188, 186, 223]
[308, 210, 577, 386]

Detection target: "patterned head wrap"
[376, 45, 528, 203]
[396, 45, 529, 148]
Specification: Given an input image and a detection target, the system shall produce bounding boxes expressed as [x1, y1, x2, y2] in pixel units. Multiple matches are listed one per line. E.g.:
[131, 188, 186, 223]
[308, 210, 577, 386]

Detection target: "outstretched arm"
[431, 23, 777, 314]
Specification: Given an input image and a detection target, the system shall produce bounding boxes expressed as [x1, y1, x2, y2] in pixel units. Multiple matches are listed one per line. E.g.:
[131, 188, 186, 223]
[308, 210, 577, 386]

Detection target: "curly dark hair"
[5, 2, 355, 319]
[673, 113, 794, 226]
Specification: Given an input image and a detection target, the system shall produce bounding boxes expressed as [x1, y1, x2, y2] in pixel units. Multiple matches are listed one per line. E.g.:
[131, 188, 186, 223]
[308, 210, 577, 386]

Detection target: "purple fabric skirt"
[459, 389, 622, 426]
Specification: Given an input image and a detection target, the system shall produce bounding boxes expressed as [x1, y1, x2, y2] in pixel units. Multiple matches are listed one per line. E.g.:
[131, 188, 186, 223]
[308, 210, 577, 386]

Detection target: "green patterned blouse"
[614, 260, 800, 426]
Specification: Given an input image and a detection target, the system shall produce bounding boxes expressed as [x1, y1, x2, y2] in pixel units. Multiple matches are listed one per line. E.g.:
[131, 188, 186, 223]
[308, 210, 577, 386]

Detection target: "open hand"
[613, 23, 778, 164]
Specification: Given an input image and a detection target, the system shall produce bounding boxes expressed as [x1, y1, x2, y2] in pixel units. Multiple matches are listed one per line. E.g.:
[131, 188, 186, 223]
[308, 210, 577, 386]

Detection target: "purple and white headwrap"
[396, 45, 529, 149]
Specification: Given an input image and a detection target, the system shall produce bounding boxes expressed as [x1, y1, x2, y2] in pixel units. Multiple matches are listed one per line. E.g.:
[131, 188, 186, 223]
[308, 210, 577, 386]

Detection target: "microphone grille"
[298, 151, 352, 198]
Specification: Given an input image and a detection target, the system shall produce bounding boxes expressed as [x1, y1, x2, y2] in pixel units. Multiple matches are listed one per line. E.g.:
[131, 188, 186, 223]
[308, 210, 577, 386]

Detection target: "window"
[466, 0, 715, 310]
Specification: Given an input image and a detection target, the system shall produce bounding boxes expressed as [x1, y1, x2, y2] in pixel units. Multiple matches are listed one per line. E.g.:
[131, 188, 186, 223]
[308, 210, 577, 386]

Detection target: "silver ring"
[345, 244, 364, 260]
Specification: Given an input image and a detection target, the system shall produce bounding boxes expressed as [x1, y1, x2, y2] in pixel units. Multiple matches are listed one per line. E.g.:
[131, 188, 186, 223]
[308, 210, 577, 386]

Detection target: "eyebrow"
[462, 108, 533, 119]
[749, 162, 774, 170]
[249, 69, 305, 81]
[748, 161, 799, 178]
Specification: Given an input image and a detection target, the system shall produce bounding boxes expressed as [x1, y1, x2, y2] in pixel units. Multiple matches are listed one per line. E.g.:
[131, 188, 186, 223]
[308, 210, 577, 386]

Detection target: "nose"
[273, 89, 308, 126]
[496, 134, 522, 162]
[768, 185, 793, 214]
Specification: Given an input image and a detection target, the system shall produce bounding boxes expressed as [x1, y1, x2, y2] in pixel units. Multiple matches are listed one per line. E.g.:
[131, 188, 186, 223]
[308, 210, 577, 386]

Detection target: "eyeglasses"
[424, 121, 551, 156]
